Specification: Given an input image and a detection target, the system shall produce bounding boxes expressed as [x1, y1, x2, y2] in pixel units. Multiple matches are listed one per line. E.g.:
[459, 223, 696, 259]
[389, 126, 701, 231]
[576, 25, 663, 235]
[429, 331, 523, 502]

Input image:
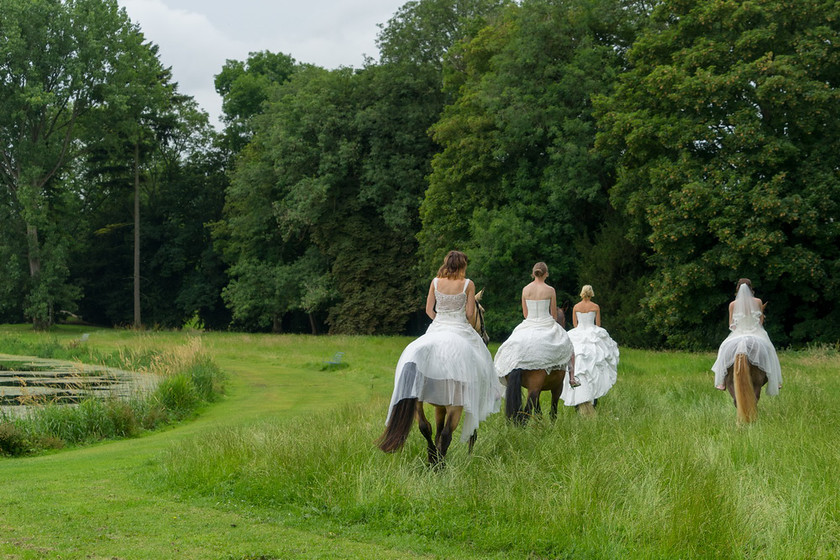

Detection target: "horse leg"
[436, 406, 463, 464]
[522, 369, 547, 420]
[750, 364, 768, 404]
[430, 405, 446, 466]
[724, 369, 737, 407]
[546, 370, 563, 420]
[467, 430, 477, 454]
[415, 402, 438, 464]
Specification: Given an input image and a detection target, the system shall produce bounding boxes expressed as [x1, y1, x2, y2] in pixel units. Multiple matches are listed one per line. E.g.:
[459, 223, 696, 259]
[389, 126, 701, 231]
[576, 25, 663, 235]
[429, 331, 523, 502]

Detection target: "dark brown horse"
[724, 353, 768, 423]
[378, 288, 489, 467]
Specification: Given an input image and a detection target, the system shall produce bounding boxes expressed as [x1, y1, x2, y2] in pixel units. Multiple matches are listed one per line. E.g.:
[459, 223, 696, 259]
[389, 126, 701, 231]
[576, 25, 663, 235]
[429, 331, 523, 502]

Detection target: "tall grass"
[156, 347, 840, 559]
[0, 337, 225, 455]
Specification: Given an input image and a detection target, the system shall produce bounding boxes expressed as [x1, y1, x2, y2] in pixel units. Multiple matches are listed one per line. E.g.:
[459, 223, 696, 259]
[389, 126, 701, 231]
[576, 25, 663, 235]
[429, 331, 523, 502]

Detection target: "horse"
[502, 308, 578, 424]
[724, 353, 768, 423]
[720, 301, 772, 423]
[469, 289, 489, 344]
[504, 360, 575, 424]
[377, 287, 489, 468]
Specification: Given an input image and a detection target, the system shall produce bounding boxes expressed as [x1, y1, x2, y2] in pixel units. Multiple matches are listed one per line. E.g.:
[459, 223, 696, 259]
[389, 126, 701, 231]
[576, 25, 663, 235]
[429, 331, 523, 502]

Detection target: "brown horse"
[504, 360, 574, 424]
[378, 288, 489, 467]
[724, 353, 768, 423]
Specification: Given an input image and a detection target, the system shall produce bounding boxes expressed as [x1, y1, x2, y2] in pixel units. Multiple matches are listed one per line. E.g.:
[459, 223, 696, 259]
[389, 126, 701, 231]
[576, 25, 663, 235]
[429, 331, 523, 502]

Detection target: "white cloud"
[120, 0, 250, 128]
[118, 0, 404, 128]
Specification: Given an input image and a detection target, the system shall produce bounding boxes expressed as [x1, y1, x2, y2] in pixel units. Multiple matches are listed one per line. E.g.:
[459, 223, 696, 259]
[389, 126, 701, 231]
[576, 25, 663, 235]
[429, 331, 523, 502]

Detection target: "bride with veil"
[711, 278, 782, 402]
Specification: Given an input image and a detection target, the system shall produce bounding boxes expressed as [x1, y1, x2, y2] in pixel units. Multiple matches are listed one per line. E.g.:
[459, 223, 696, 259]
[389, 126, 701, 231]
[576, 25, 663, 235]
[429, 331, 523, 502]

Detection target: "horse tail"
[377, 398, 416, 452]
[505, 369, 523, 420]
[734, 353, 758, 423]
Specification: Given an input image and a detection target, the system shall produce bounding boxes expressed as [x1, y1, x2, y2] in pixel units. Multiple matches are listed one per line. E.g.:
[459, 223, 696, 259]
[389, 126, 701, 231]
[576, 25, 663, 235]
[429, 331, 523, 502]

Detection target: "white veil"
[730, 283, 761, 333]
[713, 281, 782, 395]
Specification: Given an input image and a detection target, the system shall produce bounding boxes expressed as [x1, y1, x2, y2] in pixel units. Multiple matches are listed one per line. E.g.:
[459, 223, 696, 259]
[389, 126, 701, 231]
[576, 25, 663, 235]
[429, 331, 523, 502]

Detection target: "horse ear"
[475, 288, 484, 302]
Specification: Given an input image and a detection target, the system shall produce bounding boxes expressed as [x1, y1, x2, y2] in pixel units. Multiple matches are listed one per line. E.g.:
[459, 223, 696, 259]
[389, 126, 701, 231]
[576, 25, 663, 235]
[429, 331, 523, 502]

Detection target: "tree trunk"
[272, 313, 283, 333]
[26, 223, 48, 330]
[26, 223, 41, 278]
[133, 141, 142, 329]
[308, 312, 318, 335]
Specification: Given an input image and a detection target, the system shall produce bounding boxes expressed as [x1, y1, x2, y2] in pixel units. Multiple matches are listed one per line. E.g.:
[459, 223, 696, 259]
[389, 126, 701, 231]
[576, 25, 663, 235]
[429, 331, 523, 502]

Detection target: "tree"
[219, 1, 510, 334]
[214, 51, 298, 154]
[596, 0, 840, 347]
[76, 92, 226, 329]
[0, 0, 146, 328]
[419, 0, 639, 337]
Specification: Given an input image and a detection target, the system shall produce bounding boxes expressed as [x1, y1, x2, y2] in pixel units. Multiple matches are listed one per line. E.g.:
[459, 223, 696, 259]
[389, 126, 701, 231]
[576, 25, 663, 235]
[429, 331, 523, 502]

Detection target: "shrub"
[105, 399, 140, 437]
[0, 421, 29, 456]
[154, 374, 199, 418]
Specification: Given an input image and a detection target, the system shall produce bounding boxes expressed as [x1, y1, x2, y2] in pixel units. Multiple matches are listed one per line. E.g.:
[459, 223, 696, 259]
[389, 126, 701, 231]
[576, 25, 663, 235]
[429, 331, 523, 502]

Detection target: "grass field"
[1, 325, 839, 559]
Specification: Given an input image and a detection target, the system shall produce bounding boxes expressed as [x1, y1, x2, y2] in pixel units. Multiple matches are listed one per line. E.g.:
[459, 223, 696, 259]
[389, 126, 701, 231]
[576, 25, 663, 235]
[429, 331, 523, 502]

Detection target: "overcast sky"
[118, 0, 407, 128]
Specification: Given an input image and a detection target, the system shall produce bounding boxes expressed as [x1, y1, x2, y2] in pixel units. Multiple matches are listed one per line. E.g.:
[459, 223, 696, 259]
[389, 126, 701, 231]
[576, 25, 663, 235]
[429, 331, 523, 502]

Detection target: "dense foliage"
[596, 0, 840, 347]
[1, 0, 838, 348]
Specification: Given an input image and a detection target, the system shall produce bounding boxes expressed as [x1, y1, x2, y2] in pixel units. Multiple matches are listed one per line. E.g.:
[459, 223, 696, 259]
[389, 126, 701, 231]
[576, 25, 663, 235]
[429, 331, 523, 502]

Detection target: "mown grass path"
[0, 330, 446, 559]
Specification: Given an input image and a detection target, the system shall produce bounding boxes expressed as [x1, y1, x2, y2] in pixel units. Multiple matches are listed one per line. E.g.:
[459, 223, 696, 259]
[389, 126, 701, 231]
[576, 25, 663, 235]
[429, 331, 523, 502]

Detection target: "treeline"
[1, 0, 838, 349]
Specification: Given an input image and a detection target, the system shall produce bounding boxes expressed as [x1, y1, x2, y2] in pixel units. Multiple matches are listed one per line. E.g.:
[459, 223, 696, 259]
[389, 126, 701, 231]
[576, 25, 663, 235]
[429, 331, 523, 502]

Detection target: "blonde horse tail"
[734, 353, 758, 423]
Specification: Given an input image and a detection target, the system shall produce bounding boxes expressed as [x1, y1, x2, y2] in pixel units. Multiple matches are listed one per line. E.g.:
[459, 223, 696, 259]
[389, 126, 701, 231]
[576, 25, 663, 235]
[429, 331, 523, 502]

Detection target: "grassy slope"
[0, 328, 443, 559]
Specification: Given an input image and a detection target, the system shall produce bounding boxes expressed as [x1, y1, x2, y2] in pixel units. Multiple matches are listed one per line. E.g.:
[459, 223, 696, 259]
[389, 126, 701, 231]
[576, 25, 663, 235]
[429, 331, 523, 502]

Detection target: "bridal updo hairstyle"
[532, 262, 548, 279]
[437, 250, 468, 279]
[735, 278, 753, 295]
[580, 285, 595, 299]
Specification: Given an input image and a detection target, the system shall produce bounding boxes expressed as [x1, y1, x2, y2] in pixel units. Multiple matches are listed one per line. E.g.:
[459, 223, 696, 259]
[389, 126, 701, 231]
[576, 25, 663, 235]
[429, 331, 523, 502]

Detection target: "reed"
[0, 334, 224, 454]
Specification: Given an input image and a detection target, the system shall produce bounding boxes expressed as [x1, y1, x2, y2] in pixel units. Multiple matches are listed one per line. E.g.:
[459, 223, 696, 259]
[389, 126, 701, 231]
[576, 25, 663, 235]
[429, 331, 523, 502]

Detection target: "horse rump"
[377, 397, 417, 452]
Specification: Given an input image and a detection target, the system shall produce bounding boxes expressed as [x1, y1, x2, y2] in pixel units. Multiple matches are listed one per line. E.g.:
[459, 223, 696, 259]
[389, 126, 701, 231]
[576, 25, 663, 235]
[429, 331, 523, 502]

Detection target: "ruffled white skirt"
[711, 330, 782, 395]
[493, 316, 574, 378]
[560, 325, 619, 406]
[385, 312, 503, 441]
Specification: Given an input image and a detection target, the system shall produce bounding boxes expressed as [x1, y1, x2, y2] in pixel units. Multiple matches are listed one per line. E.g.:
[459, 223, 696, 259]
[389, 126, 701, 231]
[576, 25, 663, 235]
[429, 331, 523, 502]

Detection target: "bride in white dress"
[493, 262, 577, 420]
[560, 285, 619, 410]
[711, 278, 781, 398]
[379, 250, 502, 465]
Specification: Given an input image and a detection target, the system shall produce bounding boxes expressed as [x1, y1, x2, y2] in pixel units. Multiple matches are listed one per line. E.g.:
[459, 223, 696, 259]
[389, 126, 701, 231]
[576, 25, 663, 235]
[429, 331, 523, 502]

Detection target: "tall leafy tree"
[76, 94, 226, 329]
[214, 51, 298, 154]
[596, 0, 840, 347]
[220, 0, 508, 334]
[419, 0, 639, 337]
[0, 0, 146, 328]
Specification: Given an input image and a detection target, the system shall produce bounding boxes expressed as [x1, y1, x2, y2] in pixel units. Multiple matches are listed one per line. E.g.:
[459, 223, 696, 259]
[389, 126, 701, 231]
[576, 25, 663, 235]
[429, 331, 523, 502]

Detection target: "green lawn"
[1, 326, 838, 559]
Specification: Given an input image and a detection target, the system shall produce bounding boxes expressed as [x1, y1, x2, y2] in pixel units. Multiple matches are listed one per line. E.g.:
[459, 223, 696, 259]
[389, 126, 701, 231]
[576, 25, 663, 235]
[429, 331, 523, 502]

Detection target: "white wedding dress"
[711, 284, 782, 395]
[385, 278, 503, 442]
[493, 299, 574, 378]
[560, 311, 619, 406]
